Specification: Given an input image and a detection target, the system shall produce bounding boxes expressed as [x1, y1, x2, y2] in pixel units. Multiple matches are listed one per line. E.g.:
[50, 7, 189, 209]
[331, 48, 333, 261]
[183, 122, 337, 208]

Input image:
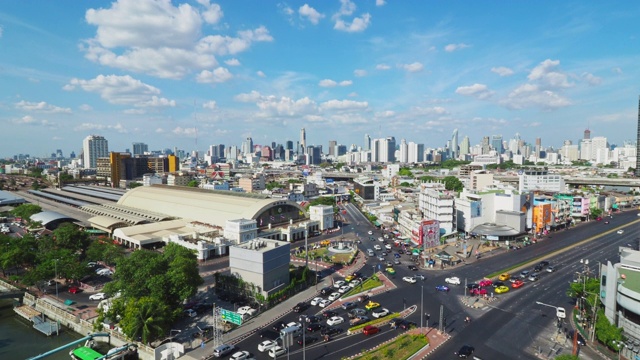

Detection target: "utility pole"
[305, 228, 309, 269]
[439, 305, 444, 332]
[420, 286, 424, 334]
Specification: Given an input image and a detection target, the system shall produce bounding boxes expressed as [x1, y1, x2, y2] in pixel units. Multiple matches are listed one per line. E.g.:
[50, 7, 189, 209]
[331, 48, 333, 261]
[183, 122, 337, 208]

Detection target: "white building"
[309, 205, 334, 230]
[142, 174, 165, 186]
[407, 142, 424, 163]
[224, 218, 258, 244]
[229, 239, 291, 297]
[399, 139, 408, 163]
[418, 183, 455, 234]
[518, 169, 565, 193]
[383, 164, 400, 179]
[83, 135, 109, 169]
[469, 171, 493, 191]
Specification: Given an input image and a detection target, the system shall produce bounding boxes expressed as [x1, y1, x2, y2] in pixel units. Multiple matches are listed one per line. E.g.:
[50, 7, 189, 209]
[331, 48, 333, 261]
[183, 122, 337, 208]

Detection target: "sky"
[1, 0, 640, 158]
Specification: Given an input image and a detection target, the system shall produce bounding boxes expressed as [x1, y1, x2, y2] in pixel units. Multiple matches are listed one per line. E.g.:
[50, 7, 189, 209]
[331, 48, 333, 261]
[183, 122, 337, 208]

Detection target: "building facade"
[83, 135, 109, 169]
[229, 238, 291, 297]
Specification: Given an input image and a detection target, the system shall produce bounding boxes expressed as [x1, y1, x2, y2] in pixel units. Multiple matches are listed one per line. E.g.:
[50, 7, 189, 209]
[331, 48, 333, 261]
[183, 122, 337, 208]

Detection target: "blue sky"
[1, 0, 639, 158]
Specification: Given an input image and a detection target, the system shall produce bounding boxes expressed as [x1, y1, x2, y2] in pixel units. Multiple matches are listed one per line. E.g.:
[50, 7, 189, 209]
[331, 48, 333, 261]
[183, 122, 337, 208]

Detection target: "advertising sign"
[418, 219, 440, 249]
[470, 201, 481, 218]
[220, 309, 243, 325]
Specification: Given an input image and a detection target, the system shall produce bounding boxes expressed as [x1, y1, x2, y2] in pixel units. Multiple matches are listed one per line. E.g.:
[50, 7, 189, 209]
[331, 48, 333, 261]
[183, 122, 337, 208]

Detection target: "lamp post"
[169, 329, 181, 360]
[420, 285, 424, 334]
[54, 259, 59, 298]
[305, 228, 309, 269]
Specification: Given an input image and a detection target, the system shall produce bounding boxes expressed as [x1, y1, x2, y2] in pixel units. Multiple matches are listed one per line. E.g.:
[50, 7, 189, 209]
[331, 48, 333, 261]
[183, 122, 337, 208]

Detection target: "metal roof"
[0, 190, 26, 205]
[62, 186, 122, 202]
[27, 190, 87, 207]
[31, 211, 78, 226]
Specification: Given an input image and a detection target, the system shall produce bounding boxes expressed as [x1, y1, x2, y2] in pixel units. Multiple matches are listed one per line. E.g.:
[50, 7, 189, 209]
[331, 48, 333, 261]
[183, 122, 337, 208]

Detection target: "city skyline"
[1, 1, 640, 157]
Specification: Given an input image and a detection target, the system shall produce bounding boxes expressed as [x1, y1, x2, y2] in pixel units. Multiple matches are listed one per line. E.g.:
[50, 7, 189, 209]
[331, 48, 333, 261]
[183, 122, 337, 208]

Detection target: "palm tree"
[123, 297, 167, 344]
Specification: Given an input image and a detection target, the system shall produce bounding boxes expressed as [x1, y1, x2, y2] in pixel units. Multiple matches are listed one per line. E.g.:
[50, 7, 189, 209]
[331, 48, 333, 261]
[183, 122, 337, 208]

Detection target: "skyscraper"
[364, 134, 371, 151]
[459, 136, 470, 157]
[83, 135, 108, 169]
[328, 140, 337, 156]
[399, 139, 408, 163]
[491, 135, 503, 154]
[242, 137, 253, 155]
[300, 128, 307, 154]
[450, 129, 459, 160]
[408, 142, 424, 163]
[584, 128, 591, 140]
[132, 142, 148, 156]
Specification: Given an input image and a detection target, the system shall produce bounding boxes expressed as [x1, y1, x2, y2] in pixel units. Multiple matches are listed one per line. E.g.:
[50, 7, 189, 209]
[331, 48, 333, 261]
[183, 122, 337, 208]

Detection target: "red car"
[68, 286, 80, 294]
[511, 280, 525, 289]
[478, 279, 493, 287]
[363, 325, 380, 335]
[469, 288, 487, 296]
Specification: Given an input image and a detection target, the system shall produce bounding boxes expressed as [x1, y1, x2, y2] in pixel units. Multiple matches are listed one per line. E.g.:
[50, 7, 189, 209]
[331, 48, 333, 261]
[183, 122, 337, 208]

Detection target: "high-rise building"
[364, 134, 371, 151]
[408, 142, 424, 163]
[285, 140, 294, 151]
[242, 137, 253, 155]
[535, 138, 542, 158]
[450, 129, 459, 160]
[491, 135, 503, 154]
[399, 139, 408, 163]
[459, 136, 470, 157]
[83, 135, 109, 169]
[132, 142, 148, 156]
[300, 128, 307, 154]
[584, 128, 591, 140]
[636, 97, 640, 177]
[205, 144, 225, 165]
[328, 140, 337, 156]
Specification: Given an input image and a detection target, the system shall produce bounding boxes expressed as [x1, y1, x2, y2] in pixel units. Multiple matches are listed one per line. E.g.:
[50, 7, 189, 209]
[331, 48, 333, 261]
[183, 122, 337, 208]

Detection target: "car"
[604, 221, 610, 224]
[385, 267, 396, 275]
[618, 230, 625, 234]
[229, 350, 251, 360]
[307, 323, 323, 332]
[322, 310, 338, 318]
[345, 274, 357, 282]
[398, 249, 405, 254]
[293, 302, 309, 313]
[372, 308, 389, 318]
[469, 288, 487, 296]
[377, 256, 385, 261]
[87, 262, 97, 268]
[408, 265, 418, 271]
[479, 279, 493, 287]
[286, 321, 302, 329]
[319, 300, 332, 308]
[311, 297, 324, 306]
[519, 270, 531, 279]
[403, 276, 417, 284]
[373, 244, 382, 251]
[568, 330, 586, 346]
[348, 308, 368, 318]
[320, 287, 333, 295]
[498, 273, 511, 281]
[213, 344, 235, 358]
[495, 285, 510, 294]
[414, 274, 425, 280]
[333, 280, 346, 288]
[539, 260, 550, 268]
[385, 244, 392, 250]
[96, 268, 113, 276]
[596, 217, 602, 221]
[368, 230, 373, 235]
[557, 307, 566, 319]
[237, 306, 257, 316]
[378, 237, 384, 242]
[268, 346, 286, 358]
[68, 286, 80, 294]
[385, 261, 394, 268]
[349, 279, 362, 288]
[272, 321, 287, 332]
[546, 265, 556, 273]
[445, 277, 461, 285]
[327, 316, 344, 326]
[329, 292, 341, 300]
[357, 294, 370, 303]
[381, 251, 388, 256]
[466, 283, 479, 290]
[456, 345, 475, 358]
[435, 285, 450, 292]
[184, 308, 197, 318]
[296, 335, 318, 346]
[399, 320, 417, 330]
[492, 281, 505, 288]
[89, 292, 107, 301]
[528, 273, 539, 282]
[365, 301, 380, 310]
[341, 302, 357, 310]
[362, 325, 380, 335]
[258, 339, 278, 352]
[393, 259, 401, 265]
[301, 315, 321, 323]
[393, 253, 401, 258]
[321, 326, 342, 336]
[511, 279, 525, 288]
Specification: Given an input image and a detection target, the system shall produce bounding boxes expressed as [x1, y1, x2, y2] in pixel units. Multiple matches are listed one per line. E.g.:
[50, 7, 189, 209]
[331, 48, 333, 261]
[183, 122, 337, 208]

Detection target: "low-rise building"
[229, 238, 291, 297]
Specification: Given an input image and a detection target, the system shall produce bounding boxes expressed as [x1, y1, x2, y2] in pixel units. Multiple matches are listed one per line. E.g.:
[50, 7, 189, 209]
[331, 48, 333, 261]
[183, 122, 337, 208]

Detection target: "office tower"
[636, 97, 640, 177]
[399, 139, 408, 163]
[375, 137, 396, 163]
[205, 144, 225, 165]
[70, 151, 76, 159]
[328, 140, 337, 156]
[459, 136, 470, 157]
[285, 140, 293, 151]
[306, 145, 321, 165]
[481, 136, 490, 154]
[55, 149, 63, 158]
[370, 139, 380, 162]
[132, 142, 148, 156]
[83, 135, 109, 169]
[584, 128, 591, 140]
[242, 137, 253, 155]
[271, 142, 276, 149]
[336, 145, 347, 156]
[226, 145, 238, 161]
[535, 138, 541, 157]
[407, 142, 424, 163]
[450, 129, 459, 160]
[300, 128, 307, 154]
[509, 133, 521, 154]
[364, 134, 371, 151]
[491, 135, 503, 154]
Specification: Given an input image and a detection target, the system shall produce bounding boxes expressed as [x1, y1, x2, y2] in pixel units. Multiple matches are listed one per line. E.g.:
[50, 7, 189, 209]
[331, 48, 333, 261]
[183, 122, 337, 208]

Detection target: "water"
[0, 299, 83, 360]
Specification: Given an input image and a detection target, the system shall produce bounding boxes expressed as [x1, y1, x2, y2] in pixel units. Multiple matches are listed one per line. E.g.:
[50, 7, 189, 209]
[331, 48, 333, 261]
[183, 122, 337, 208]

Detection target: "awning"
[471, 223, 520, 236]
[373, 221, 381, 227]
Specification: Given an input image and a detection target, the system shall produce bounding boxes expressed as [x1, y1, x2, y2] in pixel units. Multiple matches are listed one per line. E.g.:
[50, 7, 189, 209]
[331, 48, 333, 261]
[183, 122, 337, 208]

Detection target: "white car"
[89, 292, 107, 301]
[327, 316, 344, 326]
[402, 276, 417, 284]
[258, 340, 278, 352]
[268, 346, 286, 358]
[338, 285, 351, 294]
[319, 299, 332, 308]
[385, 244, 392, 250]
[333, 280, 346, 288]
[445, 277, 461, 285]
[286, 321, 302, 329]
[374, 244, 382, 251]
[310, 297, 323, 306]
[230, 350, 251, 360]
[368, 231, 373, 235]
[328, 292, 341, 301]
[378, 237, 384, 242]
[372, 308, 389, 318]
[96, 268, 113, 276]
[618, 230, 625, 234]
[349, 279, 362, 288]
[237, 306, 256, 316]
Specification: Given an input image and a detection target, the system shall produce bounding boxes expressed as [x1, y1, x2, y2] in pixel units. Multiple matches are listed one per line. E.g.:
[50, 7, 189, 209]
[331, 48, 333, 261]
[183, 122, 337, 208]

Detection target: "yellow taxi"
[498, 273, 511, 281]
[365, 301, 380, 310]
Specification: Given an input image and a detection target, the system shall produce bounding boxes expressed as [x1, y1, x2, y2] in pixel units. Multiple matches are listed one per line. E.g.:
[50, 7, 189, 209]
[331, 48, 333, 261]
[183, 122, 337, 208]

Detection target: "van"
[367, 249, 375, 256]
[212, 344, 235, 357]
[280, 325, 302, 339]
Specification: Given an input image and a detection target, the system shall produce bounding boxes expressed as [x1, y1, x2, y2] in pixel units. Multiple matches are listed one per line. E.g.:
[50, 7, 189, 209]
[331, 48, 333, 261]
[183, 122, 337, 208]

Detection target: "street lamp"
[169, 329, 181, 360]
[420, 286, 424, 334]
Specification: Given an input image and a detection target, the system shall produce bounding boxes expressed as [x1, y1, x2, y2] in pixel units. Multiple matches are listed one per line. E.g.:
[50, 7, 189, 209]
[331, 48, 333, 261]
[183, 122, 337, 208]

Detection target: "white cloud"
[348, 92, 358, 97]
[225, 58, 241, 66]
[491, 66, 514, 77]
[83, 0, 272, 79]
[203, 100, 217, 109]
[319, 79, 338, 87]
[444, 43, 469, 52]
[339, 80, 352, 86]
[0, 26, 3, 38]
[319, 99, 368, 111]
[155, 128, 165, 133]
[256, 70, 266, 78]
[123, 108, 146, 115]
[455, 83, 494, 100]
[412, 106, 448, 116]
[400, 62, 424, 73]
[582, 72, 602, 86]
[256, 96, 317, 117]
[376, 0, 386, 5]
[354, 69, 367, 77]
[196, 67, 233, 83]
[501, 83, 571, 110]
[334, 0, 356, 17]
[527, 59, 572, 88]
[334, 13, 371, 32]
[376, 64, 390, 70]
[234, 90, 262, 102]
[64, 74, 175, 107]
[13, 115, 36, 124]
[15, 100, 72, 113]
[375, 110, 395, 118]
[79, 104, 93, 111]
[75, 122, 127, 133]
[299, 4, 324, 25]
[172, 126, 198, 136]
[611, 67, 623, 74]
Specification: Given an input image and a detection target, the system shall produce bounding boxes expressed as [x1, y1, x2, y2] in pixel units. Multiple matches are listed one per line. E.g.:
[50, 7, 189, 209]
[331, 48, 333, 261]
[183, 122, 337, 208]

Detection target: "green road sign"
[220, 309, 243, 325]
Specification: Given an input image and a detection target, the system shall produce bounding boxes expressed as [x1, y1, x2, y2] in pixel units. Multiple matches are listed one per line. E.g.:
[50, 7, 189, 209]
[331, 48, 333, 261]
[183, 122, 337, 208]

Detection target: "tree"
[595, 309, 624, 349]
[399, 182, 412, 187]
[590, 207, 603, 219]
[266, 181, 284, 190]
[86, 239, 125, 266]
[10, 204, 42, 221]
[442, 176, 463, 192]
[128, 182, 143, 189]
[120, 296, 171, 344]
[398, 167, 413, 177]
[554, 355, 578, 360]
[163, 243, 203, 303]
[53, 223, 90, 253]
[308, 197, 336, 207]
[419, 175, 438, 183]
[186, 180, 199, 187]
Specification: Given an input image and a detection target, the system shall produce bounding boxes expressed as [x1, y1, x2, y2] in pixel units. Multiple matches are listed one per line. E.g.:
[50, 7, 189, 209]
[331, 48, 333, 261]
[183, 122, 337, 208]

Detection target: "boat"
[70, 340, 138, 360]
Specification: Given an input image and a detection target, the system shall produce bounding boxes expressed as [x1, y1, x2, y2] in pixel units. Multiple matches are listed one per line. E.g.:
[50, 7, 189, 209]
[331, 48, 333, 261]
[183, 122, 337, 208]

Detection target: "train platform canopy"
[31, 211, 79, 230]
[0, 190, 26, 206]
[112, 219, 194, 248]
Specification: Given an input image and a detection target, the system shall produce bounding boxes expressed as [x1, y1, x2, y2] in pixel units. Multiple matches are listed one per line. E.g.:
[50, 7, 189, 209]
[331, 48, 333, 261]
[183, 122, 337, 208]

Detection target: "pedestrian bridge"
[0, 288, 25, 301]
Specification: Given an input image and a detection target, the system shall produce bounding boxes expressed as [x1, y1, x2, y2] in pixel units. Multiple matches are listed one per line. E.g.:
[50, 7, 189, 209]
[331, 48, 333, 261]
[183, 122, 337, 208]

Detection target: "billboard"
[470, 201, 482, 218]
[418, 219, 440, 249]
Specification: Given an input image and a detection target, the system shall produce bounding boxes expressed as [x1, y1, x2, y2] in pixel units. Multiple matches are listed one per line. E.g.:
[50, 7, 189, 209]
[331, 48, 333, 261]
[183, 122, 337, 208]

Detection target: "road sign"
[220, 308, 243, 325]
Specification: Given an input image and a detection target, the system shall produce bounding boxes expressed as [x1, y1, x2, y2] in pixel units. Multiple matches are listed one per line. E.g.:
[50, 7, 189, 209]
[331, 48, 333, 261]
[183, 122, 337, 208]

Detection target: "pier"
[14, 305, 60, 336]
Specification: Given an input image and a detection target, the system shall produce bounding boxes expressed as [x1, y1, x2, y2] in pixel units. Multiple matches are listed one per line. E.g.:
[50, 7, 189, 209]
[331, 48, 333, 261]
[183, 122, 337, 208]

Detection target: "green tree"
[419, 175, 438, 182]
[595, 309, 624, 349]
[442, 176, 463, 192]
[128, 182, 143, 189]
[58, 173, 74, 183]
[120, 297, 171, 344]
[308, 197, 336, 207]
[335, 162, 345, 170]
[566, 277, 600, 302]
[266, 181, 284, 190]
[590, 207, 603, 219]
[554, 355, 578, 360]
[163, 243, 203, 303]
[398, 167, 413, 177]
[186, 180, 199, 187]
[53, 223, 90, 253]
[10, 204, 42, 221]
[399, 182, 412, 187]
[86, 239, 125, 266]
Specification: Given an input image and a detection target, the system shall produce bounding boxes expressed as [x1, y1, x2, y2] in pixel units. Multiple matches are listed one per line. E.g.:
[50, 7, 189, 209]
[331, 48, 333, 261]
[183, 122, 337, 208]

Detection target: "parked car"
[306, 323, 323, 332]
[408, 265, 418, 271]
[321, 326, 342, 336]
[296, 335, 318, 346]
[445, 277, 461, 285]
[341, 302, 356, 310]
[301, 315, 321, 323]
[348, 308, 367, 318]
[333, 280, 346, 288]
[338, 285, 351, 294]
[399, 320, 417, 330]
[311, 297, 323, 306]
[372, 308, 389, 318]
[319, 300, 332, 308]
[184, 309, 197, 318]
[374, 244, 382, 251]
[320, 287, 332, 295]
[322, 310, 338, 318]
[268, 346, 286, 358]
[365, 301, 380, 310]
[469, 288, 487, 296]
[68, 286, 81, 294]
[362, 325, 380, 335]
[478, 279, 493, 287]
[229, 351, 250, 360]
[327, 316, 344, 326]
[272, 321, 286, 332]
[328, 292, 341, 301]
[237, 306, 256, 316]
[213, 344, 235, 358]
[348, 279, 362, 288]
[89, 292, 107, 301]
